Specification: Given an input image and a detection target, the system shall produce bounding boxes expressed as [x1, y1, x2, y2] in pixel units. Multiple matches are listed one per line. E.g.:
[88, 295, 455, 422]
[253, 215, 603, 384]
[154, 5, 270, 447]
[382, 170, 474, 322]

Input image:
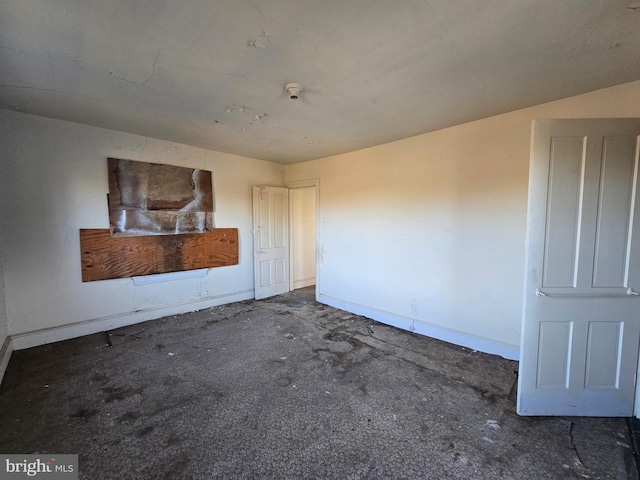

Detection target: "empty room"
[2, 1, 640, 478]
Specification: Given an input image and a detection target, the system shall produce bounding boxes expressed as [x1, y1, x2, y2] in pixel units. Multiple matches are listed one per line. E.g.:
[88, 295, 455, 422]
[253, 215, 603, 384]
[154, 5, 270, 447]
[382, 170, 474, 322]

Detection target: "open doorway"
[252, 180, 318, 300]
[288, 180, 318, 292]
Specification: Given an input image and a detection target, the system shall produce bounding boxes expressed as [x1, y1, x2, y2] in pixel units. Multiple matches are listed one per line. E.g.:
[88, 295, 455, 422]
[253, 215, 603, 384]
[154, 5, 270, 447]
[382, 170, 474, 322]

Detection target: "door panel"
[543, 137, 585, 288]
[253, 186, 289, 300]
[259, 260, 271, 287]
[536, 321, 572, 388]
[518, 118, 640, 416]
[593, 137, 637, 287]
[258, 190, 272, 249]
[585, 321, 622, 388]
[274, 193, 287, 247]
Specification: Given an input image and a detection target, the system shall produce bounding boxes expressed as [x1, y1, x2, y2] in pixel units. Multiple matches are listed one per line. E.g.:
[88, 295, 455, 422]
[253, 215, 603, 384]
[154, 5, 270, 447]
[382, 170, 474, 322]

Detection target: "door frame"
[286, 179, 320, 296]
[636, 350, 640, 418]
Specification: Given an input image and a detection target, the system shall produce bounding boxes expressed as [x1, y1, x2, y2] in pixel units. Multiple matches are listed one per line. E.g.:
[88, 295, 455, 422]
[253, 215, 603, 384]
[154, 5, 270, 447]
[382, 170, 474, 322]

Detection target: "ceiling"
[2, 1, 640, 165]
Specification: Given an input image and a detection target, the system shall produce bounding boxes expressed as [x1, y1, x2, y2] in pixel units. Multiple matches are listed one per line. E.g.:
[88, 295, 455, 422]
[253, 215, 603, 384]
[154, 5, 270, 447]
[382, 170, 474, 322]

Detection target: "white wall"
[291, 186, 316, 289]
[0, 110, 284, 347]
[3, 80, 640, 358]
[0, 246, 6, 342]
[286, 80, 640, 359]
[0, 246, 9, 379]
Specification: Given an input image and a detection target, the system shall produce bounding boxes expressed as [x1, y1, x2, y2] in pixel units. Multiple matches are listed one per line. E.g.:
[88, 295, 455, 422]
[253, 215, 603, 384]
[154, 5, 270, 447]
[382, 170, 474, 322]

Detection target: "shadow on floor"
[0, 287, 637, 479]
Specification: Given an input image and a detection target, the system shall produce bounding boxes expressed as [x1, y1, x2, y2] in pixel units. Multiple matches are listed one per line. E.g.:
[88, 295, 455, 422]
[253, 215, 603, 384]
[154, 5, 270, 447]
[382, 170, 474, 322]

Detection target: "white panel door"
[518, 119, 640, 416]
[253, 186, 289, 300]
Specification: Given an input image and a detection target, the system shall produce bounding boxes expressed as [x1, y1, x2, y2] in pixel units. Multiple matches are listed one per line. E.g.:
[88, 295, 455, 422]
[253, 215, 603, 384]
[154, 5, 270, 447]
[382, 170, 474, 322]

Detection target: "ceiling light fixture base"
[285, 83, 303, 100]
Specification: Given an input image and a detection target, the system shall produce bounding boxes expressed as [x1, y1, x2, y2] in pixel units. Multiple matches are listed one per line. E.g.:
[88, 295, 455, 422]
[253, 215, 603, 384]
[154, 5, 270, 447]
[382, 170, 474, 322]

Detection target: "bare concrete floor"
[0, 287, 637, 479]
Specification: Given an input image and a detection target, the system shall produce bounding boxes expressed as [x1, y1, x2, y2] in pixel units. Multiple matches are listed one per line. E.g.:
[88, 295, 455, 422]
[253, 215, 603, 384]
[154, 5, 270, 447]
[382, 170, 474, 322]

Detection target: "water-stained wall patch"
[108, 158, 214, 236]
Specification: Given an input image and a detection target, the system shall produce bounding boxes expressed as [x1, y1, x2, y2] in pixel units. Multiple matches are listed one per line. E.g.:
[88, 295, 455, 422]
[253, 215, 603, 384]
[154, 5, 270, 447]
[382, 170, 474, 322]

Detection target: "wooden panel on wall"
[80, 228, 238, 282]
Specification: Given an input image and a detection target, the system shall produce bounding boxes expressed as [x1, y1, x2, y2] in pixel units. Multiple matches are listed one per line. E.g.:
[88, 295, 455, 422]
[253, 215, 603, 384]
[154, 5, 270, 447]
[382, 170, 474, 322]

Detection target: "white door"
[518, 118, 640, 416]
[253, 186, 289, 300]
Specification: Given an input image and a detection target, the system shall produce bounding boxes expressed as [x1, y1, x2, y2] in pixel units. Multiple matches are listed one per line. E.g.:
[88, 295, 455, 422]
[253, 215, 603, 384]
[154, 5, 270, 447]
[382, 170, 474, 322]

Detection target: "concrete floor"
[0, 287, 637, 479]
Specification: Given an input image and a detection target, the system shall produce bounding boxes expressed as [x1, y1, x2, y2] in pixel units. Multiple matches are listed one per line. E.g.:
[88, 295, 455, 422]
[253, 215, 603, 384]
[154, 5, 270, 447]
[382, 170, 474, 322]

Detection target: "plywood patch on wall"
[80, 228, 238, 282]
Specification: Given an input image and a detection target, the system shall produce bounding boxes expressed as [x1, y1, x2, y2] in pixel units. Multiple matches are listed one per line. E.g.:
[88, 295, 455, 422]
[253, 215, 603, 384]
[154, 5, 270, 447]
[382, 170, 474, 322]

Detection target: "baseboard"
[293, 278, 315, 289]
[10, 289, 254, 351]
[0, 336, 13, 386]
[318, 293, 520, 361]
